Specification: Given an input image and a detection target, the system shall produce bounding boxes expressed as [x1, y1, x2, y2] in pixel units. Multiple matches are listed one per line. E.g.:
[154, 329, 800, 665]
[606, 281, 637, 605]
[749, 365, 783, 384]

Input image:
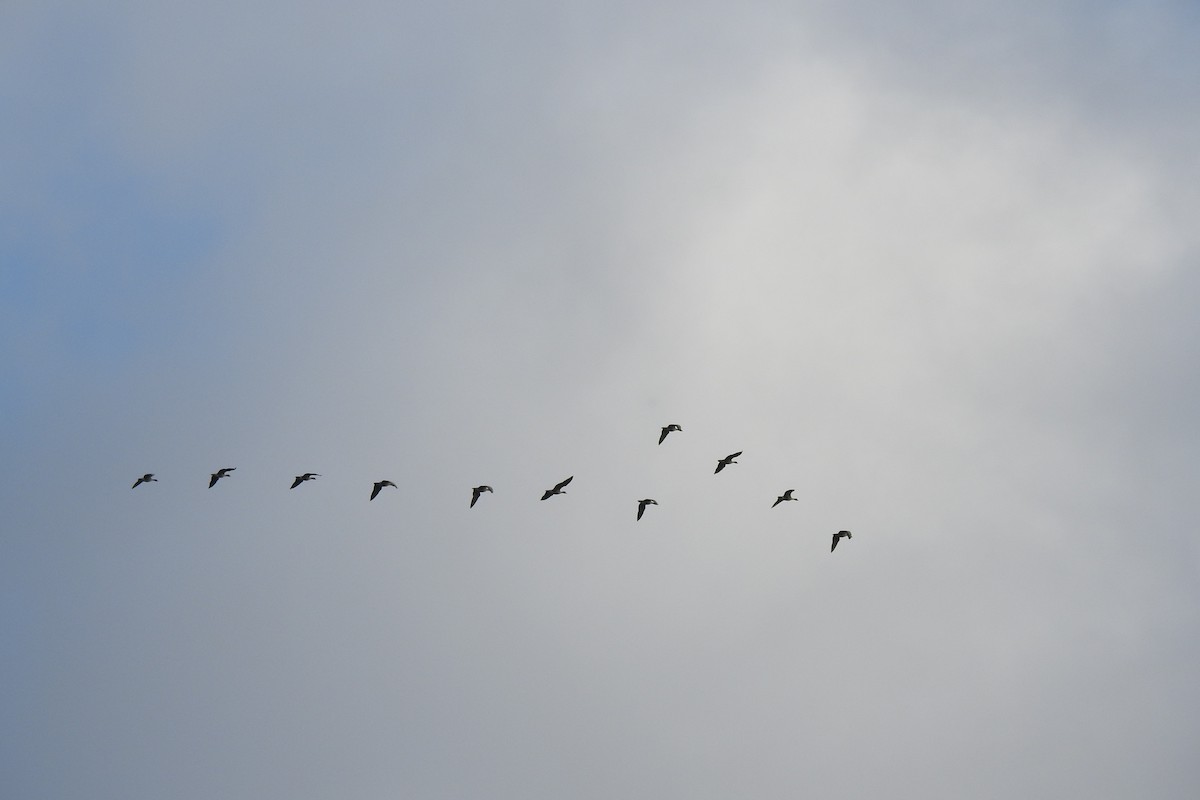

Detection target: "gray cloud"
[3, 2, 1199, 798]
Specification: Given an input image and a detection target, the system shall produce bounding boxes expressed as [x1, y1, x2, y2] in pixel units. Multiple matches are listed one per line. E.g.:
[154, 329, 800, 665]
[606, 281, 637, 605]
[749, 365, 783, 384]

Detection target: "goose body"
[637, 498, 658, 520]
[208, 467, 236, 488]
[290, 473, 320, 489]
[470, 485, 493, 508]
[541, 475, 573, 500]
[370, 480, 397, 501]
[714, 451, 742, 474]
[772, 489, 796, 508]
[658, 424, 682, 445]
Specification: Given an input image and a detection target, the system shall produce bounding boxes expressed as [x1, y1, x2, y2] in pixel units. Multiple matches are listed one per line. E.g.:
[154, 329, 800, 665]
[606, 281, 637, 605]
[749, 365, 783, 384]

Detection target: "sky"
[3, 1, 1200, 797]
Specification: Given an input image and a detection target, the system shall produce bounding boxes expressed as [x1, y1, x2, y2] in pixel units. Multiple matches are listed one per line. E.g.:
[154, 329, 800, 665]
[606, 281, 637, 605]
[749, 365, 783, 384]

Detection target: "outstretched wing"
[370, 483, 382, 501]
[637, 501, 646, 520]
[209, 473, 219, 488]
[471, 487, 481, 507]
[290, 476, 303, 489]
[554, 475, 574, 491]
[658, 427, 669, 444]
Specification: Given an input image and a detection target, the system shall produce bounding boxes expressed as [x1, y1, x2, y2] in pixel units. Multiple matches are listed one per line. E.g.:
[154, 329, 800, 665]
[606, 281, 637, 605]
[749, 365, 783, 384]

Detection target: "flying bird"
[772, 489, 796, 508]
[131, 473, 157, 488]
[290, 473, 320, 489]
[541, 476, 573, 500]
[370, 480, 397, 501]
[714, 452, 742, 474]
[637, 498, 658, 521]
[831, 530, 853, 552]
[658, 424, 682, 444]
[470, 485, 493, 508]
[208, 467, 236, 488]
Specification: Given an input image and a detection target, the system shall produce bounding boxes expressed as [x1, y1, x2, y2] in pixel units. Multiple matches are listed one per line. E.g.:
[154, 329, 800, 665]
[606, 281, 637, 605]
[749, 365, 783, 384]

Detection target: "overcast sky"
[3, 2, 1200, 798]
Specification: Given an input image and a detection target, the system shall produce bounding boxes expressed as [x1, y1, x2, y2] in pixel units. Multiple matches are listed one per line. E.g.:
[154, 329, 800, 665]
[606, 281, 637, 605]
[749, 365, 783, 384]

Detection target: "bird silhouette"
[370, 480, 396, 501]
[132, 473, 157, 488]
[637, 498, 658, 520]
[831, 530, 852, 552]
[772, 489, 796, 508]
[208, 467, 236, 488]
[658, 424, 682, 444]
[470, 485, 493, 508]
[541, 476, 573, 500]
[714, 452, 742, 474]
[290, 473, 320, 489]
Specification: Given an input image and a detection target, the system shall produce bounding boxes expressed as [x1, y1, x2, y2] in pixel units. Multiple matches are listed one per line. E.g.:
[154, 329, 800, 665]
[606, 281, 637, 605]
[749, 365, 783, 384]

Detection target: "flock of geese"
[129, 424, 855, 552]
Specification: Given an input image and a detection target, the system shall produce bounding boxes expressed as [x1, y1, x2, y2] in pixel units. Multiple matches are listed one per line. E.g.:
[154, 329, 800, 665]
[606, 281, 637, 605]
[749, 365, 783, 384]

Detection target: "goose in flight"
[658, 424, 682, 444]
[132, 473, 157, 488]
[772, 489, 796, 508]
[370, 480, 397, 501]
[831, 530, 852, 552]
[541, 475, 573, 500]
[470, 485, 493, 508]
[637, 498, 658, 521]
[714, 452, 742, 474]
[290, 473, 320, 489]
[208, 467, 236, 488]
